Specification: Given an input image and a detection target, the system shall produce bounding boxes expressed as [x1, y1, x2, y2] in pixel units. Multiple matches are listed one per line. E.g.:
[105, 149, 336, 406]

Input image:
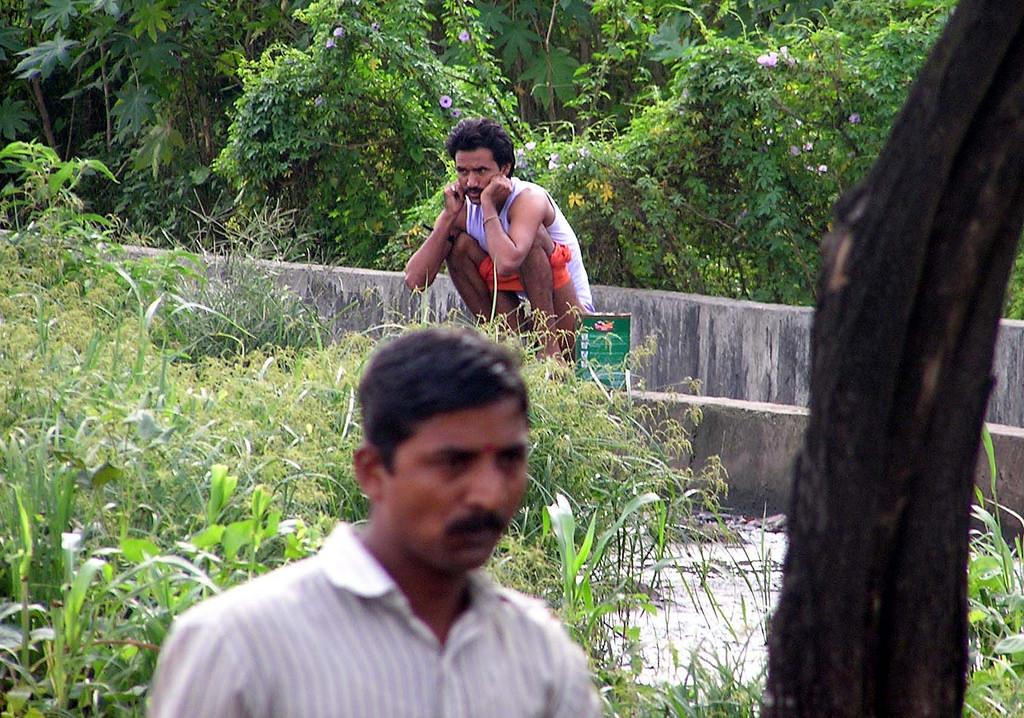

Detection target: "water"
[634, 514, 788, 684]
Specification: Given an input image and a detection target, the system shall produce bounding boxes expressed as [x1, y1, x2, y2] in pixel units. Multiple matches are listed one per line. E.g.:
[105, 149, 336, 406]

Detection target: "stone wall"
[200, 254, 1022, 427]
[639, 392, 1024, 529]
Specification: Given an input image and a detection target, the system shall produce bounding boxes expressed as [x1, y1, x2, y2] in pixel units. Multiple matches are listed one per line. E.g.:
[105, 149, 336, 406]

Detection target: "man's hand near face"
[442, 182, 466, 220]
[404, 184, 470, 291]
[480, 174, 512, 215]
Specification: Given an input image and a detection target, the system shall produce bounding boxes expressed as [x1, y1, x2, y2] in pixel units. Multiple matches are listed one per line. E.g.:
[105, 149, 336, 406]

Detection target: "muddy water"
[635, 515, 788, 684]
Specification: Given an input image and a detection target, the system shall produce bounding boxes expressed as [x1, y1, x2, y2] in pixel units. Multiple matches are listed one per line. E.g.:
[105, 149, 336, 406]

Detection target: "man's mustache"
[446, 512, 505, 536]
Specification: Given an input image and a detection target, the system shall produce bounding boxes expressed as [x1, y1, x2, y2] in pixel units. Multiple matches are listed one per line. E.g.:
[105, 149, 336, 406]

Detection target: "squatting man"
[148, 328, 601, 717]
[405, 118, 594, 357]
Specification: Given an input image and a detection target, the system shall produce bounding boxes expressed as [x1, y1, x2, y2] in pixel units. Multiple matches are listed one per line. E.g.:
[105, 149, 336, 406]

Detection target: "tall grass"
[963, 427, 1024, 717]
[0, 225, 716, 715]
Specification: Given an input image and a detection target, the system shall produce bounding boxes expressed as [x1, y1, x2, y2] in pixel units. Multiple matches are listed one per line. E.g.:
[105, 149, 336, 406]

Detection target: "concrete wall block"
[120, 247, 1024, 427]
[638, 392, 1024, 531]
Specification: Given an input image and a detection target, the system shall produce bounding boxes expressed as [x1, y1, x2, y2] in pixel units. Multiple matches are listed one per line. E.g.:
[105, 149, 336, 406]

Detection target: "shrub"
[383, 0, 954, 305]
[214, 0, 511, 266]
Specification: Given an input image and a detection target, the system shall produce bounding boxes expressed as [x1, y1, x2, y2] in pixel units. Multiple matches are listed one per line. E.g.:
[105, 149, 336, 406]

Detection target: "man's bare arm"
[404, 184, 467, 290]
[480, 179, 551, 275]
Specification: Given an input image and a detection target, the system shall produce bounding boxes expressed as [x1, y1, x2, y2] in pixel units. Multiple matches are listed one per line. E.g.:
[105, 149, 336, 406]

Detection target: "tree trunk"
[765, 2, 1024, 716]
[30, 77, 59, 152]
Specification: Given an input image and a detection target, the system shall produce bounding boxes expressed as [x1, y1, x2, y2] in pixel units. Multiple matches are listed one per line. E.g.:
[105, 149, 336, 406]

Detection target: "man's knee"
[517, 241, 553, 279]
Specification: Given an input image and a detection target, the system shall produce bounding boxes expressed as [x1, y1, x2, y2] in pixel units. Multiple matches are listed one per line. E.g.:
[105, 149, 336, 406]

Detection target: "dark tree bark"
[30, 77, 59, 152]
[765, 3, 1024, 716]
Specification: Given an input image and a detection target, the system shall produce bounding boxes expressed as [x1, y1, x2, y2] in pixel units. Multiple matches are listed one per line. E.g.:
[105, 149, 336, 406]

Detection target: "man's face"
[454, 147, 511, 205]
[358, 397, 529, 577]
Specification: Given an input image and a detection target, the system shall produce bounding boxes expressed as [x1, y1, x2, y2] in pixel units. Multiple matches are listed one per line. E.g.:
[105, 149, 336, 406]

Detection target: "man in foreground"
[148, 328, 601, 717]
[404, 118, 594, 356]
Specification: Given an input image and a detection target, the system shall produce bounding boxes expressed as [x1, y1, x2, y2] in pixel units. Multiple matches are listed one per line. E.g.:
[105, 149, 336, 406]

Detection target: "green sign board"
[576, 313, 631, 389]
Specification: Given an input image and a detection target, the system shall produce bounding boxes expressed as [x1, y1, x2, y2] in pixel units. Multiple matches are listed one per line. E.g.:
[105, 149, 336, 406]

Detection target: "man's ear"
[500, 164, 512, 177]
[354, 443, 388, 502]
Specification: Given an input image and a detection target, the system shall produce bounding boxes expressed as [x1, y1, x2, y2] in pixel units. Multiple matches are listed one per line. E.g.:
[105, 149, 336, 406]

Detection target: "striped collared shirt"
[148, 523, 602, 717]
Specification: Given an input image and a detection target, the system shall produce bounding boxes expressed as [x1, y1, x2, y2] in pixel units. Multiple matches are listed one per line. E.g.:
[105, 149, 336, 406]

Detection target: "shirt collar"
[319, 523, 396, 598]
[318, 523, 501, 611]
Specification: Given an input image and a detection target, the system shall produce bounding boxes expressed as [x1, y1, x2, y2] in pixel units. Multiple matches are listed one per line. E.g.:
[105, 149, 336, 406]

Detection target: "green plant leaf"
[133, 121, 185, 178]
[64, 557, 106, 646]
[0, 624, 22, 650]
[15, 487, 33, 579]
[111, 85, 156, 138]
[498, 21, 540, 71]
[125, 408, 163, 441]
[14, 35, 79, 80]
[0, 98, 33, 140]
[207, 463, 238, 525]
[91, 0, 122, 17]
[120, 537, 160, 563]
[546, 493, 578, 601]
[994, 634, 1024, 655]
[33, 0, 82, 32]
[0, 26, 25, 63]
[649, 15, 690, 63]
[222, 519, 254, 559]
[573, 514, 597, 576]
[519, 47, 579, 104]
[89, 462, 124, 488]
[130, 0, 172, 42]
[588, 492, 662, 575]
[191, 524, 225, 549]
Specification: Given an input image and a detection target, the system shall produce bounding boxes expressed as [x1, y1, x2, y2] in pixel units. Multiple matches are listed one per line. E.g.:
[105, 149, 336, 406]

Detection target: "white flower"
[62, 532, 83, 552]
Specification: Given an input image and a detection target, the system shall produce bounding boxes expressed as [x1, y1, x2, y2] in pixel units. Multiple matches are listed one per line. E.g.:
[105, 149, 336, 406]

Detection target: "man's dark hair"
[445, 118, 516, 176]
[358, 328, 529, 468]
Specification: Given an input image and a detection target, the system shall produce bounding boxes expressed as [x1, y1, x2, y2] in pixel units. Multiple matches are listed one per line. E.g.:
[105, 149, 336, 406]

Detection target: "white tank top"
[465, 178, 594, 312]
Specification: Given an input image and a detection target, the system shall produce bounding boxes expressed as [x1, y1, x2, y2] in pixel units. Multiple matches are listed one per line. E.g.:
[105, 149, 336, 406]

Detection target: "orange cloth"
[478, 244, 572, 292]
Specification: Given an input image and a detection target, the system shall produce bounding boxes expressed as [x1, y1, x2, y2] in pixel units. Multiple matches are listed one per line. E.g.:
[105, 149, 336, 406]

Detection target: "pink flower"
[789, 145, 801, 156]
[451, 108, 462, 118]
[439, 95, 453, 109]
[325, 38, 336, 49]
[332, 26, 345, 38]
[848, 112, 862, 124]
[458, 30, 470, 43]
[757, 52, 778, 68]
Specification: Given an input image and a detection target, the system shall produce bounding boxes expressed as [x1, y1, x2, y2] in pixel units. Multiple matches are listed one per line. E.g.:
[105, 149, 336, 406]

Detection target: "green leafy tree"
[215, 0, 511, 264]
[1, 0, 311, 233]
[538, 0, 954, 303]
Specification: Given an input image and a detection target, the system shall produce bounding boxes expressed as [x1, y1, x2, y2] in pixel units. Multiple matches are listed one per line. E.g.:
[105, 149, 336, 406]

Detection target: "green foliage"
[964, 427, 1024, 716]
[157, 255, 327, 361]
[0, 140, 115, 232]
[382, 0, 954, 304]
[1002, 250, 1024, 320]
[0, 220, 711, 713]
[4, 0, 975, 309]
[2, 0, 310, 238]
[215, 0, 506, 265]
[519, 0, 951, 303]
